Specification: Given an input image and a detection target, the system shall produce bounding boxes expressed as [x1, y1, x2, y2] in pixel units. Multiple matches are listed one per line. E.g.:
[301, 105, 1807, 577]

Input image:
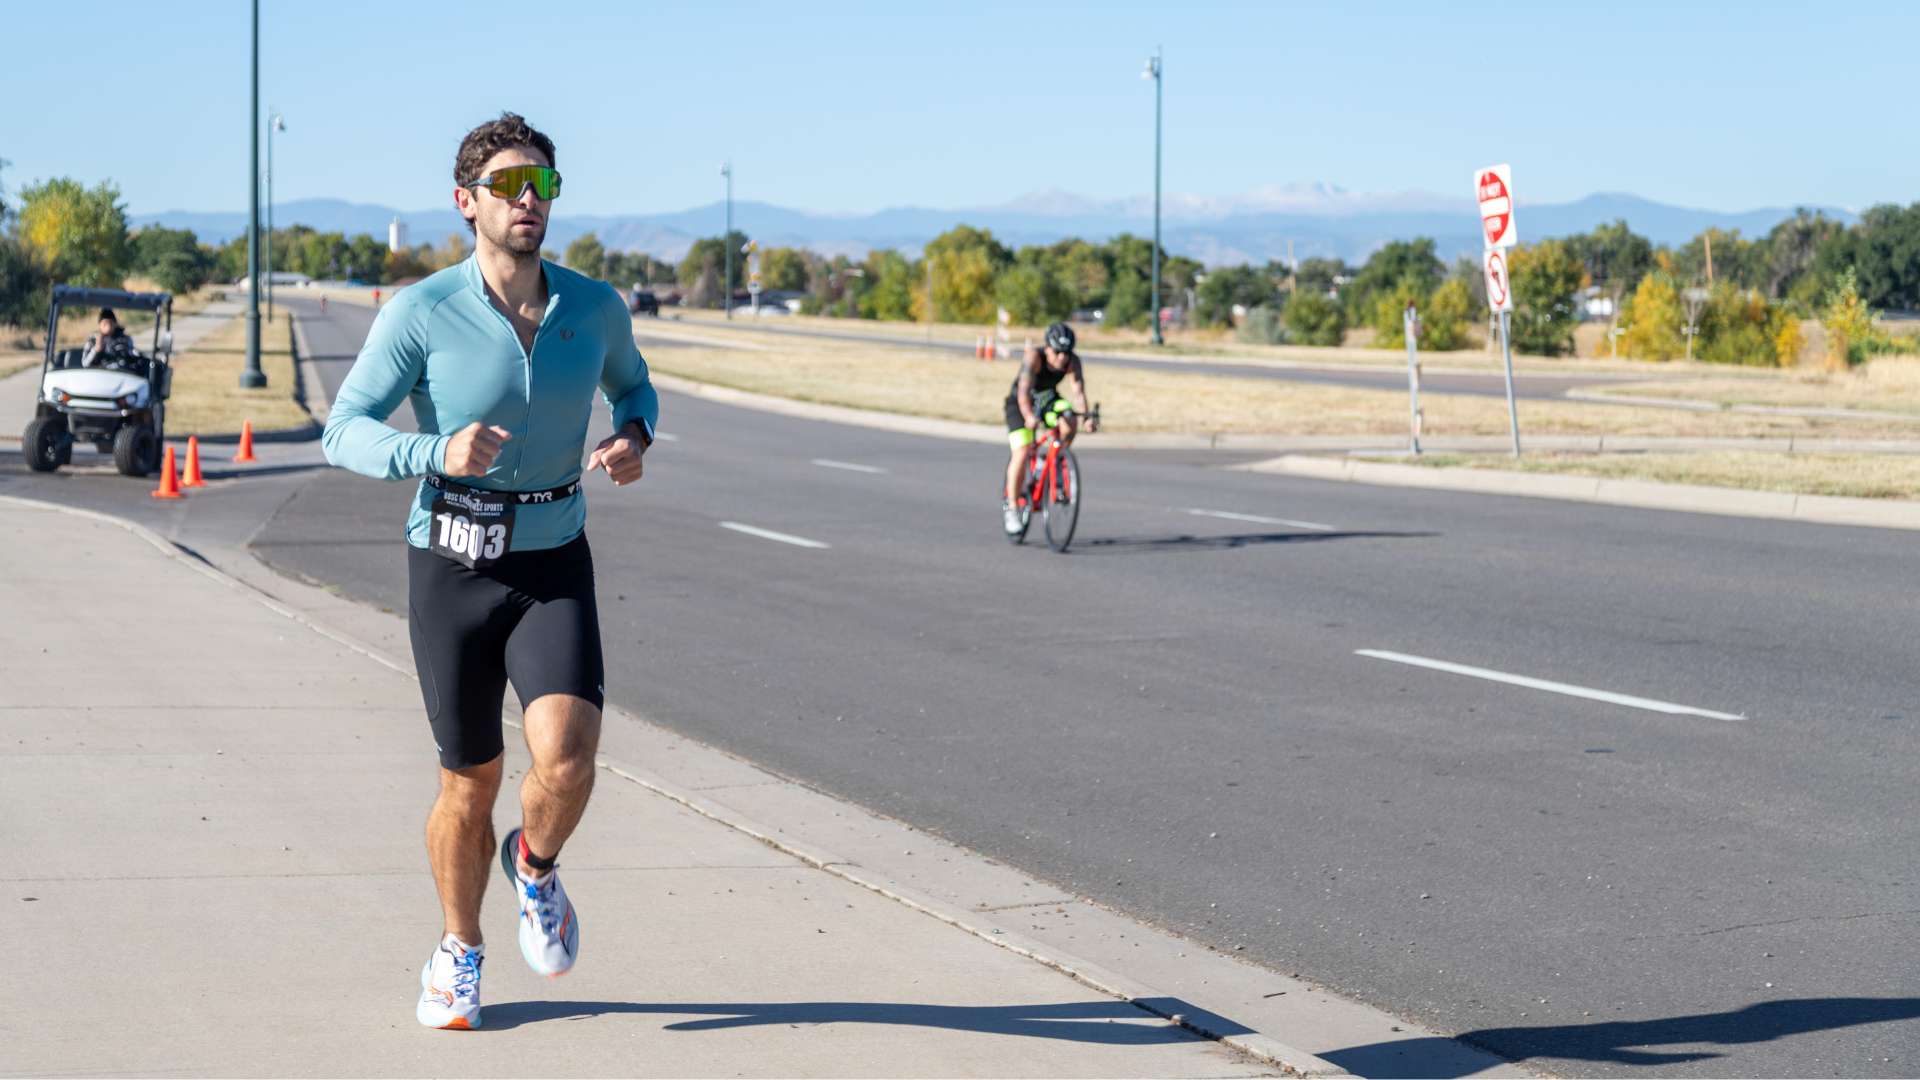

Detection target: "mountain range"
[133, 184, 1856, 268]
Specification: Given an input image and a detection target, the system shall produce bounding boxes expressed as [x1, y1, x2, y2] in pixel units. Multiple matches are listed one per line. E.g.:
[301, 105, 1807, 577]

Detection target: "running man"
[321, 113, 657, 1030]
[1003, 321, 1097, 534]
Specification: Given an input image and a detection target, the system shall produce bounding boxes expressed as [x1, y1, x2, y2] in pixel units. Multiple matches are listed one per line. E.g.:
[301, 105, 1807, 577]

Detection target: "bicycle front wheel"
[1042, 447, 1080, 552]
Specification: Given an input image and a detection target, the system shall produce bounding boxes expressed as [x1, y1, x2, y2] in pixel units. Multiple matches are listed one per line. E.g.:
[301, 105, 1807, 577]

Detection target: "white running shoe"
[501, 827, 579, 977]
[416, 935, 484, 1030]
[1003, 501, 1024, 535]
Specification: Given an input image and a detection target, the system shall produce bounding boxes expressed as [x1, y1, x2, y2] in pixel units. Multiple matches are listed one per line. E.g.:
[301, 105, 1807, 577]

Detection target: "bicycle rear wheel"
[1042, 447, 1080, 552]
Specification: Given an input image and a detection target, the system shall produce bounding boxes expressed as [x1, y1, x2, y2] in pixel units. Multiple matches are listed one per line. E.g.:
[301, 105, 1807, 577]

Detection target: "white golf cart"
[23, 285, 174, 477]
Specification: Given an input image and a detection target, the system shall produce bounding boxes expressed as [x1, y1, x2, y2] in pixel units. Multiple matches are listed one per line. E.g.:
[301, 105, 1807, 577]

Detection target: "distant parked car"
[1070, 308, 1105, 325]
[628, 289, 660, 317]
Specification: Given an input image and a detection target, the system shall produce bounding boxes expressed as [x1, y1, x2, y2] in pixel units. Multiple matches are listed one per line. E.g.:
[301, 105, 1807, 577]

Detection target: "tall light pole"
[1143, 47, 1164, 346]
[266, 111, 284, 323]
[241, 0, 266, 388]
[721, 161, 733, 319]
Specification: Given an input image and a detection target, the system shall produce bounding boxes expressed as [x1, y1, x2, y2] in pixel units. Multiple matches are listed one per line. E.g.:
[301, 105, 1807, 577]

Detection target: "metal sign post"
[1482, 245, 1520, 459]
[1498, 308, 1521, 458]
[1403, 303, 1422, 455]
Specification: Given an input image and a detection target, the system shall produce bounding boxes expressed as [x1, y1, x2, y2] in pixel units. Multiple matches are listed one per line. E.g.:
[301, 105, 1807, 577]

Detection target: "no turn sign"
[1484, 248, 1514, 313]
[1476, 164, 1516, 249]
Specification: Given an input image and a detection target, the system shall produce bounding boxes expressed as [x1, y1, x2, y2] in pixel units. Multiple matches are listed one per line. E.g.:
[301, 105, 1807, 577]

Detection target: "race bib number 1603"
[429, 488, 516, 569]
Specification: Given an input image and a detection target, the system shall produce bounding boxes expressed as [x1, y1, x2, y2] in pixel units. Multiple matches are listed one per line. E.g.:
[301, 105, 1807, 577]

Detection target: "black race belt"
[425, 474, 580, 505]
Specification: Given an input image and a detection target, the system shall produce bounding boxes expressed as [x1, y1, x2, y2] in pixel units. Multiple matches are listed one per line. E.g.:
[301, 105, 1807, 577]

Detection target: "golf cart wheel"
[23, 417, 64, 472]
[113, 424, 158, 478]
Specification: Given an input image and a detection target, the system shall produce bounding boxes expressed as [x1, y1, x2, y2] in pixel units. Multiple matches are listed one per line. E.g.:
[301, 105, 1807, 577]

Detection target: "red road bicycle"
[1007, 404, 1098, 553]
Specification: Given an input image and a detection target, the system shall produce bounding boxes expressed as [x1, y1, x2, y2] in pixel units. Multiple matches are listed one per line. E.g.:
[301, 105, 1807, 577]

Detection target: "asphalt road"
[639, 314, 1653, 401]
[5, 295, 1916, 1078]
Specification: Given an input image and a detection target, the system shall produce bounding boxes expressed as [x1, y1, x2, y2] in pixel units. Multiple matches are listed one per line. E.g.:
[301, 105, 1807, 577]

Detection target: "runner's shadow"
[1321, 997, 1920, 1078]
[1073, 530, 1436, 555]
[482, 998, 1233, 1045]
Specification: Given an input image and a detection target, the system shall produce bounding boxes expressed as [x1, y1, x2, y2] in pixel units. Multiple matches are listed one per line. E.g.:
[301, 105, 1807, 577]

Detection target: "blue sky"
[3, 1, 1913, 218]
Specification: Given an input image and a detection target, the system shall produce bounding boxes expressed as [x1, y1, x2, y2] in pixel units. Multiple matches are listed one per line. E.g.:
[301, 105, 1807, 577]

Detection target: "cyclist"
[321, 112, 657, 1031]
[1003, 321, 1097, 534]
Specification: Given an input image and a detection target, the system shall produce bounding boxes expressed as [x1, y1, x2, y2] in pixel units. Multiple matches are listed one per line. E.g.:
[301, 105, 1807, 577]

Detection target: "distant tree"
[1044, 238, 1112, 310]
[1369, 281, 1426, 349]
[1421, 278, 1474, 350]
[858, 249, 917, 321]
[1161, 254, 1205, 294]
[1283, 290, 1345, 346]
[1292, 257, 1346, 298]
[687, 264, 721, 309]
[345, 234, 387, 283]
[1673, 228, 1763, 291]
[678, 231, 749, 303]
[131, 226, 213, 294]
[1618, 272, 1686, 361]
[0, 234, 47, 331]
[759, 247, 810, 293]
[993, 263, 1070, 325]
[564, 233, 607, 278]
[382, 247, 431, 283]
[1345, 239, 1442, 321]
[1566, 219, 1653, 307]
[1698, 284, 1794, 367]
[1194, 264, 1273, 327]
[1821, 268, 1876, 369]
[1762, 209, 1842, 302]
[16, 177, 132, 288]
[1506, 239, 1583, 356]
[1835, 204, 1920, 311]
[918, 225, 1010, 323]
[1105, 270, 1151, 329]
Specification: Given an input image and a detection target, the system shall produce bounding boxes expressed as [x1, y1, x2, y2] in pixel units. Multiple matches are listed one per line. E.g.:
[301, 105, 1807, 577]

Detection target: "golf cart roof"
[52, 285, 172, 313]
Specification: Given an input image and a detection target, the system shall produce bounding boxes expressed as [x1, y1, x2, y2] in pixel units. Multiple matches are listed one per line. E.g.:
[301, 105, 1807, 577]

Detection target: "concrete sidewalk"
[0, 499, 1293, 1078]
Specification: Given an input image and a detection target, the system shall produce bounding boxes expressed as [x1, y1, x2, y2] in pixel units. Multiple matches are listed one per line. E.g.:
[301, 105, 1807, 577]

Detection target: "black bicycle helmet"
[1044, 321, 1076, 353]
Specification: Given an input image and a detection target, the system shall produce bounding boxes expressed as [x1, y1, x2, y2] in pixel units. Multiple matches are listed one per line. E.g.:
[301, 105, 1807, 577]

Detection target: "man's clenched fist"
[444, 422, 512, 477]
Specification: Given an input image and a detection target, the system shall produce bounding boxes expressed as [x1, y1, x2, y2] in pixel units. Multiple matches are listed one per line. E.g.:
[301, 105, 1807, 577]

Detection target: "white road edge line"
[1355, 649, 1745, 721]
[812, 458, 887, 475]
[719, 521, 831, 549]
[1186, 508, 1334, 532]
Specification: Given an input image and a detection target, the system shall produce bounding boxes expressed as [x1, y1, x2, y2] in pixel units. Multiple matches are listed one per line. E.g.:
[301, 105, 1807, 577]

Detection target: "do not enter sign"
[1476, 163, 1516, 249]
[1484, 248, 1514, 314]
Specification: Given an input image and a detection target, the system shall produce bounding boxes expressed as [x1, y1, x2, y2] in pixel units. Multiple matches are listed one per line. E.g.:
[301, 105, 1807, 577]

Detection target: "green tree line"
[8, 169, 1920, 370]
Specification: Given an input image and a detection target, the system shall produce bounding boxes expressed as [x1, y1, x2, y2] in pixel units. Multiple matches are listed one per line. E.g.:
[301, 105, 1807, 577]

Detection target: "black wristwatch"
[624, 420, 653, 449]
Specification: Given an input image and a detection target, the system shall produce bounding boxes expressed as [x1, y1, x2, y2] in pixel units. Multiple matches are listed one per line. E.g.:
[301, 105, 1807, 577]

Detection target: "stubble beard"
[480, 212, 546, 262]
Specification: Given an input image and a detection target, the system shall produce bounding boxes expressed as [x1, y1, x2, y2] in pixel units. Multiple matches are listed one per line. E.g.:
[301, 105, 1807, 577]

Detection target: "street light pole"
[721, 161, 733, 319]
[266, 111, 283, 324]
[1144, 47, 1164, 346]
[241, 0, 266, 388]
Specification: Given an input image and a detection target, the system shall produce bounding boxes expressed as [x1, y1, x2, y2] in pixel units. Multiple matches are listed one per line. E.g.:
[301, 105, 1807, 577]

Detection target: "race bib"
[429, 486, 516, 569]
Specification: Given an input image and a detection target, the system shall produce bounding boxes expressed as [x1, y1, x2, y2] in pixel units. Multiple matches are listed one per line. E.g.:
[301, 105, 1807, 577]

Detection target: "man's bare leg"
[427, 755, 504, 944]
[515, 694, 602, 874]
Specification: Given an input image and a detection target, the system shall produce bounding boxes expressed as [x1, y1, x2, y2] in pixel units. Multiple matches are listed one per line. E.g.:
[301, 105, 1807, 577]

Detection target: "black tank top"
[1012, 352, 1073, 398]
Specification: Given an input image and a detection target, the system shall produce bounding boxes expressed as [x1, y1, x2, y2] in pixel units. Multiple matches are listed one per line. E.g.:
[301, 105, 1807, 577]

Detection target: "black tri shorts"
[406, 533, 605, 770]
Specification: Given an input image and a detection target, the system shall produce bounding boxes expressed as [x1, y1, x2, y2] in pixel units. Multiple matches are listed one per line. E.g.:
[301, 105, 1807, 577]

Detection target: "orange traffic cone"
[151, 445, 184, 499]
[233, 420, 257, 463]
[182, 435, 206, 487]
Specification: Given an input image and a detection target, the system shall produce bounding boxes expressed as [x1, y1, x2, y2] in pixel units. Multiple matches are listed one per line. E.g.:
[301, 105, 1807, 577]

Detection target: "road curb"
[1, 490, 1356, 1078]
[1241, 454, 1920, 531]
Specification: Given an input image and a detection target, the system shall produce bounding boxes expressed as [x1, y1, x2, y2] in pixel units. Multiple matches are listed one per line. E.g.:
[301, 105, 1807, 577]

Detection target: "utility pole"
[721, 161, 733, 319]
[240, 0, 266, 388]
[1144, 46, 1164, 346]
[266, 111, 284, 323]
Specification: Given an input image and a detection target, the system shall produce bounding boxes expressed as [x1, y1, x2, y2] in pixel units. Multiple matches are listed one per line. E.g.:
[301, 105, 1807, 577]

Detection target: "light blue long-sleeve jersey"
[321, 255, 658, 551]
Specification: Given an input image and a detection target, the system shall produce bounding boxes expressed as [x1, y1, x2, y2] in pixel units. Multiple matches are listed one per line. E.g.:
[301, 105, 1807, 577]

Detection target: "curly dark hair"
[453, 112, 556, 234]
